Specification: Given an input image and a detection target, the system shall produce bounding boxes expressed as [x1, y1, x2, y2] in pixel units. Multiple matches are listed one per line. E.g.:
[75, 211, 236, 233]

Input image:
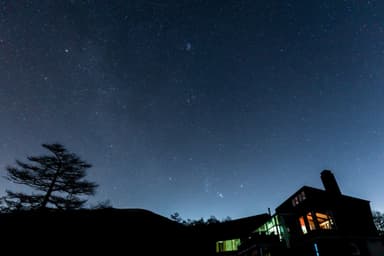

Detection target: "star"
[185, 42, 192, 51]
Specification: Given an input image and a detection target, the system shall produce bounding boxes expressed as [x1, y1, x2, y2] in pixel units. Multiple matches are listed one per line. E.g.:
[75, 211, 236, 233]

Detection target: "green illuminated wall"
[216, 238, 241, 252]
[256, 214, 280, 236]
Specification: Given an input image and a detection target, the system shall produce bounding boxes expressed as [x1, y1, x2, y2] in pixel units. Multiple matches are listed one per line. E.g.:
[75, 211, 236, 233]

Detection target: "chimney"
[321, 170, 342, 195]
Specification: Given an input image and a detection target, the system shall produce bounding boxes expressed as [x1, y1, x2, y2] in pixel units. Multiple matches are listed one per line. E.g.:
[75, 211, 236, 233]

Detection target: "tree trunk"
[40, 164, 61, 209]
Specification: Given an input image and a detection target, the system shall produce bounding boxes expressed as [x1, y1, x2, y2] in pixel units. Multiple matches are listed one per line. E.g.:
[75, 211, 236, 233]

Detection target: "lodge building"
[214, 170, 384, 256]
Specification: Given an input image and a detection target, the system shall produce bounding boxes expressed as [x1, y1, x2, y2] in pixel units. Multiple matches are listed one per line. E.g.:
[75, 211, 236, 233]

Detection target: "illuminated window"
[255, 215, 285, 241]
[301, 191, 306, 200]
[306, 213, 316, 231]
[299, 216, 307, 234]
[292, 191, 306, 207]
[299, 212, 335, 234]
[215, 239, 241, 253]
[314, 243, 320, 256]
[216, 241, 224, 252]
[315, 212, 335, 230]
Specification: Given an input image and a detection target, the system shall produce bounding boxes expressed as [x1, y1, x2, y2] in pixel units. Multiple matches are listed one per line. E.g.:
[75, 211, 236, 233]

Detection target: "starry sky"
[1, 0, 384, 220]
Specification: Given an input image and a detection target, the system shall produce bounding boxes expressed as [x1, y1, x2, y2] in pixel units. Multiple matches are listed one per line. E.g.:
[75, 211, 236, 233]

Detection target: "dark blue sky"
[1, 0, 384, 220]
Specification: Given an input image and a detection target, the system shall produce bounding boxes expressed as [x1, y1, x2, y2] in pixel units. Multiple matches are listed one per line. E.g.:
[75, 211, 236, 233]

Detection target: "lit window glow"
[307, 213, 316, 231]
[292, 191, 306, 207]
[255, 215, 285, 241]
[299, 211, 335, 234]
[316, 212, 335, 230]
[299, 216, 307, 234]
[215, 239, 241, 253]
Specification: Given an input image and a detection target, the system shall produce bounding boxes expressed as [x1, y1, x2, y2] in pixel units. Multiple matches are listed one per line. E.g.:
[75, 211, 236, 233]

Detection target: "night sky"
[1, 0, 384, 220]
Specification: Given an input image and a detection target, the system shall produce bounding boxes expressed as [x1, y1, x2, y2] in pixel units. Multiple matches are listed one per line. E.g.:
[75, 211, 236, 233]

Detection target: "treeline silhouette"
[373, 211, 384, 236]
[170, 211, 231, 226]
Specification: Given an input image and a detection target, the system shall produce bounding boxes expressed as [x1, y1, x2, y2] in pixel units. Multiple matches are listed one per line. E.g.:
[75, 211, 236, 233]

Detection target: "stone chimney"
[321, 170, 342, 195]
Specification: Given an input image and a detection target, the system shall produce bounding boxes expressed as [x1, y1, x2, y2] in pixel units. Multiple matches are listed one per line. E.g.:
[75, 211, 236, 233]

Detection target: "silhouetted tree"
[170, 212, 183, 223]
[206, 215, 220, 224]
[91, 199, 113, 209]
[372, 211, 384, 236]
[2, 143, 98, 211]
[222, 216, 232, 222]
[189, 217, 205, 226]
[170, 212, 224, 226]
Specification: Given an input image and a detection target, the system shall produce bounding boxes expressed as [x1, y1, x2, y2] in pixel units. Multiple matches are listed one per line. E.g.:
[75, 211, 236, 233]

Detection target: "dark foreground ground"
[0, 208, 195, 255]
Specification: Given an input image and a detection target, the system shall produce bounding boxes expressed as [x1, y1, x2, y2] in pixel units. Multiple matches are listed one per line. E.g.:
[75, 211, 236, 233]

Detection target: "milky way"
[1, 0, 384, 220]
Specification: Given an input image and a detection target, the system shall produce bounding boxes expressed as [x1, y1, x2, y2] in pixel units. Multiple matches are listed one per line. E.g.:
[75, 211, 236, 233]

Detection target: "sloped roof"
[189, 213, 271, 241]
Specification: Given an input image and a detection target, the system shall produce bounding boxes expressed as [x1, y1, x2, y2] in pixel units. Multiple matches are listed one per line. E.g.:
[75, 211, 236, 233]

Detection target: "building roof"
[190, 213, 271, 241]
[276, 185, 370, 213]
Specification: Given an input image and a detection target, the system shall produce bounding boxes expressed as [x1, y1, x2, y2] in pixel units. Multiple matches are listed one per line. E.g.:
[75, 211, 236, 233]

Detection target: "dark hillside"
[0, 208, 189, 254]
